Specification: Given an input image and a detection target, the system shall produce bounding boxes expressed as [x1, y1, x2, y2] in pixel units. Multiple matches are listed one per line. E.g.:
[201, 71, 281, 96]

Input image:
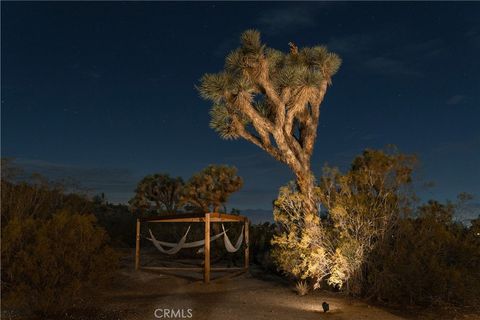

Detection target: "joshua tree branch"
[303, 81, 328, 156]
[230, 92, 274, 132]
[285, 88, 311, 136]
[232, 116, 284, 162]
[256, 58, 285, 119]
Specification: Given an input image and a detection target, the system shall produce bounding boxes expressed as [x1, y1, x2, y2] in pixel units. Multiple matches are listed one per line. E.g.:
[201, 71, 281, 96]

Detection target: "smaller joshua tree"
[182, 165, 243, 213]
[129, 174, 184, 214]
[199, 30, 341, 218]
[129, 166, 243, 215]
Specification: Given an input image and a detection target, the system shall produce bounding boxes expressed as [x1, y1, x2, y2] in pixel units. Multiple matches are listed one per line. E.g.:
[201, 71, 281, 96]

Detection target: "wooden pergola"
[135, 212, 249, 283]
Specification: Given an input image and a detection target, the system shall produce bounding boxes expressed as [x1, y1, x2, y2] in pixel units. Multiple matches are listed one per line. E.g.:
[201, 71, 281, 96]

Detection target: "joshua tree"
[182, 165, 243, 213]
[129, 174, 184, 214]
[199, 30, 341, 217]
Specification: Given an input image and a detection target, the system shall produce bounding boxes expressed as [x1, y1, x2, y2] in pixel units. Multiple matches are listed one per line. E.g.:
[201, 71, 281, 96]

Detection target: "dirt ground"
[95, 250, 478, 320]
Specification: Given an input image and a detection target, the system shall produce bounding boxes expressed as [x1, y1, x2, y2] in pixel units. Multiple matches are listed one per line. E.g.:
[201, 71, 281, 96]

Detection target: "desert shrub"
[1, 178, 93, 222]
[320, 149, 416, 294]
[250, 222, 276, 270]
[93, 201, 137, 247]
[271, 148, 480, 306]
[272, 183, 333, 288]
[2, 162, 135, 248]
[1, 171, 118, 317]
[2, 210, 118, 317]
[365, 202, 480, 306]
[272, 149, 415, 291]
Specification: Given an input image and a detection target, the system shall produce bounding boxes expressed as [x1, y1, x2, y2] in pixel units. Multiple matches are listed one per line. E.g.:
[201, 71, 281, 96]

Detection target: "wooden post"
[135, 218, 141, 271]
[204, 213, 211, 283]
[244, 219, 249, 269]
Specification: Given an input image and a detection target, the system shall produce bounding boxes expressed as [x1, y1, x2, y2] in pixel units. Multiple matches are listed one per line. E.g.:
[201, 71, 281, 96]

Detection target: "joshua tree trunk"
[225, 78, 329, 218]
[294, 167, 317, 218]
[200, 30, 341, 219]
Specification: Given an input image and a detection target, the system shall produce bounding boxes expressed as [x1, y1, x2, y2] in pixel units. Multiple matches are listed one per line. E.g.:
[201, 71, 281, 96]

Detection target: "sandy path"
[103, 266, 406, 320]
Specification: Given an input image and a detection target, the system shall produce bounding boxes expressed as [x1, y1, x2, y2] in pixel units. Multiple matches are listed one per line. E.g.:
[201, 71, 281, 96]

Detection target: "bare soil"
[94, 250, 478, 320]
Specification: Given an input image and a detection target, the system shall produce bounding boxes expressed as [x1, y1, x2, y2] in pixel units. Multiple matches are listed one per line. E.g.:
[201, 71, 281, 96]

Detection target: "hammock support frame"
[135, 212, 249, 284]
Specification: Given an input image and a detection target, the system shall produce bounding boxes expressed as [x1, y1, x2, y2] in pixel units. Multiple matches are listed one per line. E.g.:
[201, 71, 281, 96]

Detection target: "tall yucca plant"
[198, 30, 341, 218]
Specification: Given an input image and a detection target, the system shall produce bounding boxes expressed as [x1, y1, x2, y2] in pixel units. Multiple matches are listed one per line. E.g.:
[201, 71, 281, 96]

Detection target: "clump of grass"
[295, 280, 309, 296]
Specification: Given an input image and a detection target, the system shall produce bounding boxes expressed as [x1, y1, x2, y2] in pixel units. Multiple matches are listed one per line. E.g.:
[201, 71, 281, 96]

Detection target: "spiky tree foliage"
[182, 165, 243, 213]
[199, 30, 341, 216]
[129, 174, 184, 214]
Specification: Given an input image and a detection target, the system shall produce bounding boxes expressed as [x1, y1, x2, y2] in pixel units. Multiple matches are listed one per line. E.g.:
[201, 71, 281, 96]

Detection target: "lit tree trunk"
[294, 167, 317, 217]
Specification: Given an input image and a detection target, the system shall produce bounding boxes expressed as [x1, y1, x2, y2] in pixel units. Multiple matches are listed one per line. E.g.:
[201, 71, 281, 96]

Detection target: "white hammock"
[147, 226, 191, 255]
[147, 227, 228, 254]
[197, 228, 243, 254]
[147, 224, 244, 254]
[222, 224, 244, 253]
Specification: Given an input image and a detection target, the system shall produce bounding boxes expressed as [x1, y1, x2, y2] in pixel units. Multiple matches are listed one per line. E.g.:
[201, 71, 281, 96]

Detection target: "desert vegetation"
[2, 18, 479, 320]
[198, 30, 480, 311]
[271, 148, 480, 307]
[2, 149, 478, 318]
[0, 162, 246, 318]
[129, 164, 243, 216]
[1, 161, 119, 318]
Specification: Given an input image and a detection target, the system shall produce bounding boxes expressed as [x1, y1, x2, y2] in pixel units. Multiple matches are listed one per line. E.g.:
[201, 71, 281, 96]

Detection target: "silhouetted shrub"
[250, 222, 276, 270]
[2, 211, 118, 316]
[365, 202, 480, 306]
[93, 201, 137, 247]
[1, 176, 118, 317]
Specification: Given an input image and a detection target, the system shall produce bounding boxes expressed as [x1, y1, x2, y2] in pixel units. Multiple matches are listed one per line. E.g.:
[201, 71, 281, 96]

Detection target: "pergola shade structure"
[135, 212, 249, 283]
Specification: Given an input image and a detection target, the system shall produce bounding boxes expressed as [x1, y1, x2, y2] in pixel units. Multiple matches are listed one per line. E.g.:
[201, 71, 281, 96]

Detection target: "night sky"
[2, 2, 479, 213]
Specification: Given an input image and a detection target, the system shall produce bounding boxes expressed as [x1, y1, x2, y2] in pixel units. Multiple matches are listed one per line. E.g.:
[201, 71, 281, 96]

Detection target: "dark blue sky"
[2, 2, 479, 210]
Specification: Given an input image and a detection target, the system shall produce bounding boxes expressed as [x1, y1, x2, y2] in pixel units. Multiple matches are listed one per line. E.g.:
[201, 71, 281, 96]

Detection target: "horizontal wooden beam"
[211, 267, 245, 271]
[146, 218, 205, 223]
[141, 213, 203, 222]
[141, 212, 247, 223]
[139, 266, 245, 272]
[147, 218, 242, 223]
[211, 218, 243, 222]
[141, 266, 203, 272]
[209, 212, 247, 222]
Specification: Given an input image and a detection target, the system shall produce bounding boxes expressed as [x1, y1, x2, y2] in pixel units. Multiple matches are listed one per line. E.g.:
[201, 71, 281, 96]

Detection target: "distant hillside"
[241, 209, 273, 224]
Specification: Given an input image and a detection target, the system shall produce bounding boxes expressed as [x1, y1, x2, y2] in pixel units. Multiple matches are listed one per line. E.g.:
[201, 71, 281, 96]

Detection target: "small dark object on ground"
[322, 301, 329, 313]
